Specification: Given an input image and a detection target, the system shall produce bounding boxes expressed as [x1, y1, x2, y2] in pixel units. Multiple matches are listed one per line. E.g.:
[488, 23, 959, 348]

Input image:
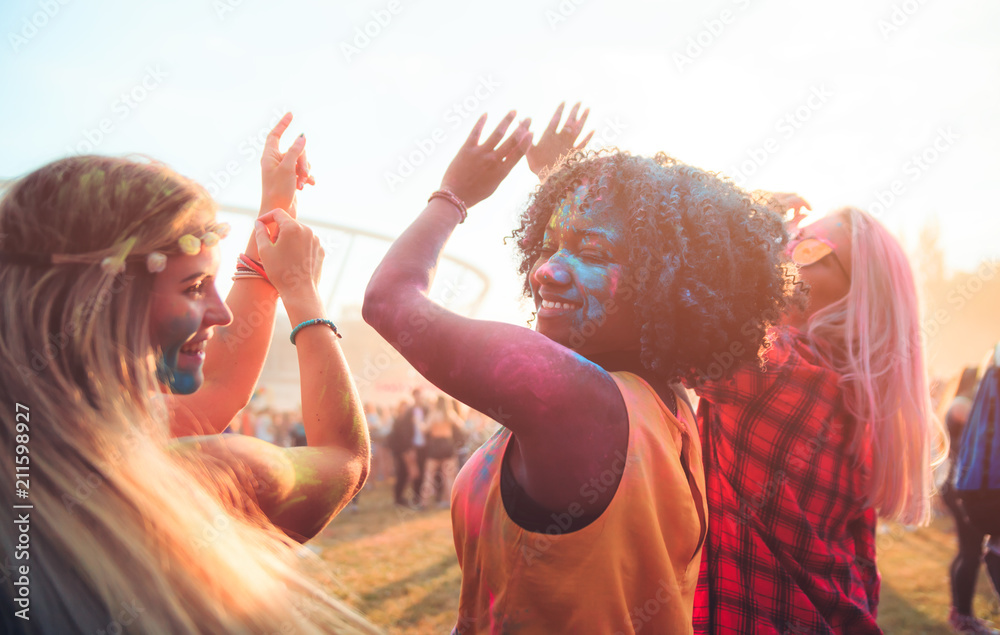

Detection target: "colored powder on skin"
[156, 347, 199, 395]
[607, 269, 622, 298]
[474, 429, 508, 488]
[539, 183, 633, 342]
[156, 312, 202, 395]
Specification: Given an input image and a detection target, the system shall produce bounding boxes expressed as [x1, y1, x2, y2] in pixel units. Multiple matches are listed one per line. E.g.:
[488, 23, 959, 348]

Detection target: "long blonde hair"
[0, 156, 377, 633]
[806, 207, 947, 525]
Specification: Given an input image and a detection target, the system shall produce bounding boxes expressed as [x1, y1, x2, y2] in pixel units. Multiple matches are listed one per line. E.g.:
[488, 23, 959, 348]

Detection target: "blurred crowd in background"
[227, 387, 500, 509]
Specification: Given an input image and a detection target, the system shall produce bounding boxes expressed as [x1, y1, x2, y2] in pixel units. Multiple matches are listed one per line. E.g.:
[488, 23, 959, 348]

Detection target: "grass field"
[312, 483, 1000, 634]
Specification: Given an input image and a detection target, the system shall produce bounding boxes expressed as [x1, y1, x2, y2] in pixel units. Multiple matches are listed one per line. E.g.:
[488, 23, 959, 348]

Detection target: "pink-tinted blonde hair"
[806, 207, 947, 524]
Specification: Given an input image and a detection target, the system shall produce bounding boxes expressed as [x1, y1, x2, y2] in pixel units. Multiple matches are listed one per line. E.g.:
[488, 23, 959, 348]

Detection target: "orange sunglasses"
[789, 235, 849, 278]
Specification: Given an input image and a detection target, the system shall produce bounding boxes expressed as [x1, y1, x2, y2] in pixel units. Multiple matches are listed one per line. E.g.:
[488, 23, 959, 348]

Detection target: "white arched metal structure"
[0, 179, 491, 319]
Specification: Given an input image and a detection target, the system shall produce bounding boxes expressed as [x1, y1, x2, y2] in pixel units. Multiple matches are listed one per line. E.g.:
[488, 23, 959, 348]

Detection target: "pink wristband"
[429, 189, 468, 223]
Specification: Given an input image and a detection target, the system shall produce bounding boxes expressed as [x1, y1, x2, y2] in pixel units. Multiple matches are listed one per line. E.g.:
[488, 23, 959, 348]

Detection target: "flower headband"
[142, 222, 231, 274]
[0, 222, 231, 275]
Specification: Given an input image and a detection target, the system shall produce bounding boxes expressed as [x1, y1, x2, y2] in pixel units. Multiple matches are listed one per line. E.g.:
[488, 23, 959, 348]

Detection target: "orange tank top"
[450, 371, 707, 635]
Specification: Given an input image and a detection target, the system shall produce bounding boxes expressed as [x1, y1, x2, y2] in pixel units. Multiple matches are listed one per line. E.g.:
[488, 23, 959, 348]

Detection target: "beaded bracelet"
[289, 318, 341, 344]
[428, 188, 468, 223]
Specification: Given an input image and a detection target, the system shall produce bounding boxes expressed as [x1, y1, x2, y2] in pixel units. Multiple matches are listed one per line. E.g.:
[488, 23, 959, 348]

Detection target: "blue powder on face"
[156, 351, 200, 395]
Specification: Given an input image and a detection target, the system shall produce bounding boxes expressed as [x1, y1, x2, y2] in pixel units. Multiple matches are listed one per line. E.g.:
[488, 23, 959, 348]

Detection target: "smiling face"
[786, 212, 853, 328]
[147, 245, 232, 394]
[528, 184, 641, 356]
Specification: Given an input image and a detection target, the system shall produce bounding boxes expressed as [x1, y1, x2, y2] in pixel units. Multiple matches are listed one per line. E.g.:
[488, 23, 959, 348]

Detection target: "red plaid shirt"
[692, 328, 881, 635]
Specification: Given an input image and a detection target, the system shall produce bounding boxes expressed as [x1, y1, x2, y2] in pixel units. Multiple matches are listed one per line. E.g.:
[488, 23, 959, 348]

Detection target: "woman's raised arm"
[363, 113, 628, 513]
[168, 113, 312, 436]
[172, 208, 369, 541]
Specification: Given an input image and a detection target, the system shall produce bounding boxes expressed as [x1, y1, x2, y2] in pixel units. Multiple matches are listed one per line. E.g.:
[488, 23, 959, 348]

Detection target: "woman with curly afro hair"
[364, 107, 793, 635]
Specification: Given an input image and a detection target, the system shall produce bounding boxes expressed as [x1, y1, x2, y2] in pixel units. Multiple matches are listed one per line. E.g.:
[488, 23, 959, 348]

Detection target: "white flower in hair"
[178, 234, 201, 255]
[100, 256, 126, 276]
[146, 252, 167, 273]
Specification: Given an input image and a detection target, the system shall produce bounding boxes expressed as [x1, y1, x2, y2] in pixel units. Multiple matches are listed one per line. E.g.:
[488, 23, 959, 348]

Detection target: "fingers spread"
[501, 131, 533, 176]
[562, 102, 581, 133]
[575, 108, 590, 135]
[574, 129, 595, 151]
[483, 111, 517, 149]
[464, 113, 488, 147]
[496, 118, 531, 158]
[543, 102, 566, 136]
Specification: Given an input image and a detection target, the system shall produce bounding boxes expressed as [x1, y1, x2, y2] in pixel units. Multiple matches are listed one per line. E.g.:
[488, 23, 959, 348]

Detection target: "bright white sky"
[2, 0, 998, 325]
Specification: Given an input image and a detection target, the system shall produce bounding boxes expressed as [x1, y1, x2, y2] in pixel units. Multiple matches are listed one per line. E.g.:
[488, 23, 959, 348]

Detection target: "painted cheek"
[574, 266, 607, 323]
[606, 268, 622, 298]
[155, 305, 203, 394]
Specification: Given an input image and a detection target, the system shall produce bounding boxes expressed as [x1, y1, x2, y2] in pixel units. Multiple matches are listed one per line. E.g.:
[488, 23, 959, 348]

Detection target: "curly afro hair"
[511, 149, 797, 385]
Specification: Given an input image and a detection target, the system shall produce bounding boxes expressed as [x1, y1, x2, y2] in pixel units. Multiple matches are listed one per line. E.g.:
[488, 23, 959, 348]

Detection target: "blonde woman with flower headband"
[0, 141, 375, 631]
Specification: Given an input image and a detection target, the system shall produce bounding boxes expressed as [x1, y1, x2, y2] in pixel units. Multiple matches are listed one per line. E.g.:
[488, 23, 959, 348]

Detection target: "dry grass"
[311, 484, 1000, 634]
[874, 504, 999, 634]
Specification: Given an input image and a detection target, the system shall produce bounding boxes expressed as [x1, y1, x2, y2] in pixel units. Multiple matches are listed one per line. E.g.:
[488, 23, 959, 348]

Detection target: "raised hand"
[440, 111, 533, 209]
[756, 190, 812, 231]
[253, 208, 324, 299]
[526, 101, 594, 179]
[259, 113, 315, 219]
